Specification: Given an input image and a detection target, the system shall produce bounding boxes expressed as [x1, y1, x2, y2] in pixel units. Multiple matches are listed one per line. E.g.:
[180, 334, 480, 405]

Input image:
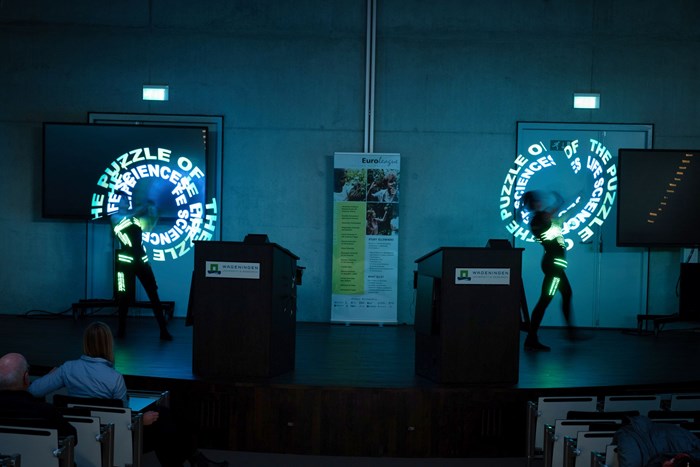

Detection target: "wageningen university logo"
[455, 268, 511, 285]
[90, 146, 219, 262]
[456, 269, 472, 282]
[498, 138, 618, 250]
[205, 261, 261, 279]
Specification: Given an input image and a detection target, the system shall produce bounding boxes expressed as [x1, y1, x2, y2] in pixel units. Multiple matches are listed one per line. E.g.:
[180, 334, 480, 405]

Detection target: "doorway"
[514, 122, 653, 329]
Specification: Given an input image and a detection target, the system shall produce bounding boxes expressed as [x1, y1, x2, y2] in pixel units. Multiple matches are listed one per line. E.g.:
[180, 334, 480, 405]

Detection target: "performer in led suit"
[112, 192, 173, 341]
[522, 190, 572, 351]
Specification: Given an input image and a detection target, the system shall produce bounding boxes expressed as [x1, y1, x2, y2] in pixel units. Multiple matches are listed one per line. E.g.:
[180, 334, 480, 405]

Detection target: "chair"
[670, 394, 700, 411]
[591, 444, 618, 467]
[72, 405, 140, 467]
[527, 396, 598, 466]
[563, 430, 615, 467]
[0, 423, 75, 467]
[62, 411, 114, 467]
[648, 409, 700, 424]
[53, 395, 141, 467]
[53, 390, 169, 467]
[603, 395, 662, 416]
[546, 420, 622, 467]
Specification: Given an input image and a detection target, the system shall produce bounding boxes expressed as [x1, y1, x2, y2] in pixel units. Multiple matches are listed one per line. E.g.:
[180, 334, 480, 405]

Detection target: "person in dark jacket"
[615, 415, 700, 467]
[0, 352, 77, 440]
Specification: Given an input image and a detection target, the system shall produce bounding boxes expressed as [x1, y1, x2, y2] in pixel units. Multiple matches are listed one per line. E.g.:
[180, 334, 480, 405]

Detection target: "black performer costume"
[524, 191, 572, 351]
[113, 207, 173, 341]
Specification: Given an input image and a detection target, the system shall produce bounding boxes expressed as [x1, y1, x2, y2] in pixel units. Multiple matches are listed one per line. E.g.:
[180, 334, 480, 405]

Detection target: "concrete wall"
[0, 0, 698, 324]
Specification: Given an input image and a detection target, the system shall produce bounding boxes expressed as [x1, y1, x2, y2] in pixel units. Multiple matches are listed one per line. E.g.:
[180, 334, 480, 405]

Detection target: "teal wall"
[0, 0, 698, 324]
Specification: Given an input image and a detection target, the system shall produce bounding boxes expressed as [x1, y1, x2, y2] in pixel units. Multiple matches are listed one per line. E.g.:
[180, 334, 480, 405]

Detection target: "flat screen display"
[43, 123, 208, 221]
[617, 149, 700, 247]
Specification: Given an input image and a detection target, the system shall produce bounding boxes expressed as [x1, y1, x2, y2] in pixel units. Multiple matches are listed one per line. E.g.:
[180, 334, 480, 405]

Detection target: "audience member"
[28, 321, 226, 467]
[28, 320, 127, 403]
[0, 352, 77, 440]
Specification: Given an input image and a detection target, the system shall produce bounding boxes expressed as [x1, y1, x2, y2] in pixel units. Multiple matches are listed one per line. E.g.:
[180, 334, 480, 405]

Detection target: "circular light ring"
[498, 138, 618, 249]
[90, 146, 218, 261]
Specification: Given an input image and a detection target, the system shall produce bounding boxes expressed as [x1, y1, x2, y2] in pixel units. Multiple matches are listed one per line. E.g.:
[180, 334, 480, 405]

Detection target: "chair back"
[63, 413, 113, 467]
[0, 424, 74, 467]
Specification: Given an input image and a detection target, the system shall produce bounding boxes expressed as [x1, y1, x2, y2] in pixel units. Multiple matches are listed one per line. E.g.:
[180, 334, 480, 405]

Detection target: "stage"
[3, 313, 700, 457]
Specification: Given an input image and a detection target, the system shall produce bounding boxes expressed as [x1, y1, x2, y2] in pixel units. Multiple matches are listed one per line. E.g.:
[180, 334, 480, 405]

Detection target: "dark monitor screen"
[43, 123, 208, 221]
[617, 148, 700, 247]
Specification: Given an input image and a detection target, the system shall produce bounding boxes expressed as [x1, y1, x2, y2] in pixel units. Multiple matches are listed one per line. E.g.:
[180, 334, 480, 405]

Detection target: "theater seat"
[53, 395, 141, 467]
[61, 411, 114, 467]
[671, 394, 700, 411]
[563, 430, 616, 467]
[603, 395, 662, 416]
[0, 423, 75, 467]
[526, 396, 598, 466]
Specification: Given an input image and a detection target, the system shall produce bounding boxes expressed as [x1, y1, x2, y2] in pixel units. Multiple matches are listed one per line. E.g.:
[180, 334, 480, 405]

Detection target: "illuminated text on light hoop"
[89, 146, 218, 262]
[498, 138, 618, 250]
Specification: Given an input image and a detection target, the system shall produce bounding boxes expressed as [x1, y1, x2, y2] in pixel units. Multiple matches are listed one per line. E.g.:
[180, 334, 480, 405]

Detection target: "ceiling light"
[143, 85, 169, 101]
[573, 93, 600, 109]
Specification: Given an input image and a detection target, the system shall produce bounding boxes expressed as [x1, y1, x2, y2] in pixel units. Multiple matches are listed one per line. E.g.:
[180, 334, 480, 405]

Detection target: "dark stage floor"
[3, 312, 700, 391]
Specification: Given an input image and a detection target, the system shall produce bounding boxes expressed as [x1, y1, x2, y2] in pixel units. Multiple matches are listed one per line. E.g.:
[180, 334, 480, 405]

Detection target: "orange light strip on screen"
[646, 153, 694, 224]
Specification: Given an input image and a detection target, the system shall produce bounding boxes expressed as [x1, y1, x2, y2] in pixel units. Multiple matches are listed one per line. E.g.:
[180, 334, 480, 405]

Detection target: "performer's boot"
[116, 305, 128, 338]
[524, 333, 551, 351]
[159, 329, 173, 341]
[154, 308, 173, 341]
[189, 450, 229, 466]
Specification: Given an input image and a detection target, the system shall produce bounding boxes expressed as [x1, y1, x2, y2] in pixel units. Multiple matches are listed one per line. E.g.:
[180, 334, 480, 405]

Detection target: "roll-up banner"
[331, 152, 400, 324]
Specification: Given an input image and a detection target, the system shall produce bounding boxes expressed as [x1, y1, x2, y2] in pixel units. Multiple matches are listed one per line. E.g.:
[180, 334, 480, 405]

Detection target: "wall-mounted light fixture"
[142, 85, 169, 101]
[573, 93, 600, 109]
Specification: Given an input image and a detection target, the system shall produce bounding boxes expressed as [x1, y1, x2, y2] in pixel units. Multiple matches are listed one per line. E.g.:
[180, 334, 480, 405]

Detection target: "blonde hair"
[83, 322, 114, 364]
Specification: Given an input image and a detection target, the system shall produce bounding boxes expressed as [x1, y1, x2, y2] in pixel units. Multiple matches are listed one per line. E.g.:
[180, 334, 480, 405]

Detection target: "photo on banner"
[331, 152, 400, 324]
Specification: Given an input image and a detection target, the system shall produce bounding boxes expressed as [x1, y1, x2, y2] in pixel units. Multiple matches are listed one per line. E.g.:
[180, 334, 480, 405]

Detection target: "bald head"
[0, 353, 30, 390]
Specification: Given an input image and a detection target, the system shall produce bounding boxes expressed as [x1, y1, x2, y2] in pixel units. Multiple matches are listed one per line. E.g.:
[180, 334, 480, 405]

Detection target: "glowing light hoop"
[90, 146, 218, 262]
[498, 138, 618, 249]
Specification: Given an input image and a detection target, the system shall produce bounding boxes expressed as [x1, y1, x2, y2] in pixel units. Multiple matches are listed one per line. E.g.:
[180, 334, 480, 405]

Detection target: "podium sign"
[189, 241, 299, 379]
[414, 247, 523, 384]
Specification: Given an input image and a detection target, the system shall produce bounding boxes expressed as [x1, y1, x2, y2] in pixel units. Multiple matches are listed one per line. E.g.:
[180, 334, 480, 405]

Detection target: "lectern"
[414, 247, 523, 384]
[189, 240, 299, 379]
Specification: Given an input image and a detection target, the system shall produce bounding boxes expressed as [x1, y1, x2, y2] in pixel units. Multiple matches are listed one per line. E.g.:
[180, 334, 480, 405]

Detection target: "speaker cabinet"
[680, 263, 700, 321]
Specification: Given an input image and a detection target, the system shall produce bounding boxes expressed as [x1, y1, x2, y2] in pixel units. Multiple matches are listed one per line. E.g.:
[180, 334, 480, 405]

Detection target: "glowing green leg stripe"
[117, 254, 134, 263]
[547, 277, 561, 296]
[117, 271, 127, 292]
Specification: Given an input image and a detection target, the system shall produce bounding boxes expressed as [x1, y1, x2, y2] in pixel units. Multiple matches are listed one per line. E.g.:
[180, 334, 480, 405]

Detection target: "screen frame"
[88, 112, 224, 237]
[616, 148, 700, 248]
[42, 121, 209, 221]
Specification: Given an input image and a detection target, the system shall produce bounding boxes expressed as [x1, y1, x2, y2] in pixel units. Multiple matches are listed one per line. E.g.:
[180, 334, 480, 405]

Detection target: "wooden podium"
[414, 246, 523, 384]
[189, 240, 299, 379]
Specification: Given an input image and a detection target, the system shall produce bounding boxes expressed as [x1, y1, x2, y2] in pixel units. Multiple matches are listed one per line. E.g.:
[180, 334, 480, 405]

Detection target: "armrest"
[130, 412, 144, 467]
[0, 454, 21, 467]
[56, 434, 76, 467]
[98, 423, 115, 467]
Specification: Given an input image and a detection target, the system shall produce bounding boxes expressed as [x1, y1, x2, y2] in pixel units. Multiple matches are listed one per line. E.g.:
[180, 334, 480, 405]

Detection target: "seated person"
[0, 352, 77, 440]
[28, 321, 127, 404]
[29, 321, 226, 467]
